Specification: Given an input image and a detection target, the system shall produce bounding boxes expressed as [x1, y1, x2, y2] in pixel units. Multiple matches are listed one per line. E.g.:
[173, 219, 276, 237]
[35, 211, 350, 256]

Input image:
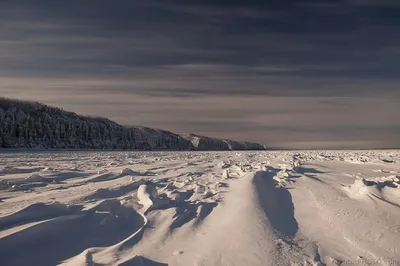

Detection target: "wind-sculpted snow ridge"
[0, 98, 266, 151]
[0, 150, 400, 265]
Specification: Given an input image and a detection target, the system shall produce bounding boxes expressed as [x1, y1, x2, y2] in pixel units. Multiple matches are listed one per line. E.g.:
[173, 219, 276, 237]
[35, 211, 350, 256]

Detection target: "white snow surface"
[0, 150, 400, 266]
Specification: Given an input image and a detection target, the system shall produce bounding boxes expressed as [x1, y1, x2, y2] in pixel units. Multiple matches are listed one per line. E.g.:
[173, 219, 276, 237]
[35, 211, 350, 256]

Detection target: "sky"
[0, 0, 399, 149]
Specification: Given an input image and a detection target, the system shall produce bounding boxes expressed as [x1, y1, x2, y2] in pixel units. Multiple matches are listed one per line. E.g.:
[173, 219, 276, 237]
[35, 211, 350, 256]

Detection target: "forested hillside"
[0, 98, 266, 150]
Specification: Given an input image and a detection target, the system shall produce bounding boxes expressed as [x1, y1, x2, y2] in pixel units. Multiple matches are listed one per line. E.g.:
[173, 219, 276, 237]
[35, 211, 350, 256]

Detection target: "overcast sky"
[1, 0, 399, 148]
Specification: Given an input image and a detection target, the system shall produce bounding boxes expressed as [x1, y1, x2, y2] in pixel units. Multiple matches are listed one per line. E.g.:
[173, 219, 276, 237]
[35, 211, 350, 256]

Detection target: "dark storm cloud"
[2, 0, 400, 78]
[0, 0, 399, 147]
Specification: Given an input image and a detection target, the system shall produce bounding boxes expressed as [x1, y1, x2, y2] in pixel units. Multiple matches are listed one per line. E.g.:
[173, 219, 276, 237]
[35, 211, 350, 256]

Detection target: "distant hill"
[0, 98, 266, 151]
[181, 133, 266, 151]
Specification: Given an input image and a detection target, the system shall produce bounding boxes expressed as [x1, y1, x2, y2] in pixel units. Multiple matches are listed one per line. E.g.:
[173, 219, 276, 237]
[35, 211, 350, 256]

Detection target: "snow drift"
[0, 150, 399, 265]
